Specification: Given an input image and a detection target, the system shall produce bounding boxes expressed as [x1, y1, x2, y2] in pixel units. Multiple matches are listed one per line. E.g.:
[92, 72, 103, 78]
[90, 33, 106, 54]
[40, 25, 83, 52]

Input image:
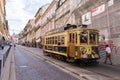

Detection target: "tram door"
[69, 32, 76, 57]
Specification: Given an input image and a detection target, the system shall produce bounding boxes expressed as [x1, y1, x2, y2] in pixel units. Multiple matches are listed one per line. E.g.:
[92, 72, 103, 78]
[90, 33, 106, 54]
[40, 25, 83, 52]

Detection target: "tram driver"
[80, 30, 87, 43]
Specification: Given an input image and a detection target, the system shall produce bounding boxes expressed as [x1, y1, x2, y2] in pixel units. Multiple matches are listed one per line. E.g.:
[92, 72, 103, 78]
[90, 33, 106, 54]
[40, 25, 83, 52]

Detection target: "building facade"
[55, 0, 70, 29]
[20, 0, 120, 47]
[0, 0, 9, 44]
[34, 1, 56, 47]
[40, 1, 56, 37]
[34, 4, 49, 47]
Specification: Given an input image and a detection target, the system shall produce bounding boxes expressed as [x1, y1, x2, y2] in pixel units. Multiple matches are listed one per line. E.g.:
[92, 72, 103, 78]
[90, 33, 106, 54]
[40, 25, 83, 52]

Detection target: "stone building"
[40, 1, 56, 37]
[34, 4, 50, 47]
[0, 0, 9, 43]
[34, 0, 56, 47]
[55, 0, 70, 29]
[19, 19, 35, 46]
[26, 19, 35, 47]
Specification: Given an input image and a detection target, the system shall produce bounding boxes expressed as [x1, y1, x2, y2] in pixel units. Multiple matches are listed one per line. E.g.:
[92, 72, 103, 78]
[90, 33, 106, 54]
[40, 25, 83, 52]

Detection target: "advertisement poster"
[82, 12, 91, 25]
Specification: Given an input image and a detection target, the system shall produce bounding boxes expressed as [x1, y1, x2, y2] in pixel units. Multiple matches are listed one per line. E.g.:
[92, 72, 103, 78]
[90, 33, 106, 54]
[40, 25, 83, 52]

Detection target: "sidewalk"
[0, 45, 10, 75]
[0, 46, 16, 80]
[99, 50, 120, 65]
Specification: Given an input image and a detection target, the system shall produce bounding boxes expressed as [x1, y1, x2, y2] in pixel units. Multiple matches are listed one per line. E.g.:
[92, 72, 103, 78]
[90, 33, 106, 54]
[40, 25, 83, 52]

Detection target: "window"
[70, 34, 72, 42]
[50, 37, 51, 44]
[46, 38, 48, 44]
[75, 33, 77, 44]
[53, 37, 54, 44]
[48, 38, 50, 44]
[61, 36, 65, 45]
[89, 32, 97, 44]
[55, 36, 57, 44]
[70, 33, 75, 43]
[80, 30, 88, 44]
[58, 36, 61, 45]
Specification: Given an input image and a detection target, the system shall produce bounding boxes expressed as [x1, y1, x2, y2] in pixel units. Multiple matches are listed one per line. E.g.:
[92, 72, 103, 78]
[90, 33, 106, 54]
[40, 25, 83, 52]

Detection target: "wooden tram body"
[43, 26, 100, 62]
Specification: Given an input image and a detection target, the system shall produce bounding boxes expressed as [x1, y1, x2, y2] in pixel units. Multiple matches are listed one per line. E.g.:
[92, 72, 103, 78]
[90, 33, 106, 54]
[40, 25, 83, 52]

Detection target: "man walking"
[14, 44, 16, 50]
[104, 45, 112, 65]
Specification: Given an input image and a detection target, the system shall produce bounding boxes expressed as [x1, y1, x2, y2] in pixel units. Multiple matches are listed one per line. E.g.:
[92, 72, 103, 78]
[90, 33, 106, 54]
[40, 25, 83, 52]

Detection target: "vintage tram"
[43, 25, 100, 62]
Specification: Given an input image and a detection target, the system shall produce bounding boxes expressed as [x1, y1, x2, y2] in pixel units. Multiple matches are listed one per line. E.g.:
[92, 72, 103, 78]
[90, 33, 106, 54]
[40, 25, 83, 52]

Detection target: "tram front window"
[80, 30, 88, 44]
[89, 32, 97, 44]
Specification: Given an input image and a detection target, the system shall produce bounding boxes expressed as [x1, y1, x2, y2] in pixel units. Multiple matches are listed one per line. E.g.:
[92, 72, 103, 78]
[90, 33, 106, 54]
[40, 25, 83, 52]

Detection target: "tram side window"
[47, 38, 49, 44]
[61, 36, 64, 45]
[46, 38, 48, 44]
[49, 37, 51, 44]
[53, 37, 54, 44]
[80, 30, 88, 43]
[51, 37, 53, 44]
[75, 33, 77, 44]
[58, 36, 61, 45]
[48, 38, 50, 44]
[55, 36, 57, 44]
[70, 33, 75, 43]
[70, 34, 72, 42]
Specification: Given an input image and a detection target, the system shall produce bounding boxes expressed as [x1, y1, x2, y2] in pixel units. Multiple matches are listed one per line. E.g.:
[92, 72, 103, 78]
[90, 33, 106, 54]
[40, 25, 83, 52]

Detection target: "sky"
[6, 0, 52, 35]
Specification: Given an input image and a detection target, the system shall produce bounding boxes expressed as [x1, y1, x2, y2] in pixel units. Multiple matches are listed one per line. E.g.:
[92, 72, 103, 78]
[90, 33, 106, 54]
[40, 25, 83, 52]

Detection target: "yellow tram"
[43, 25, 100, 62]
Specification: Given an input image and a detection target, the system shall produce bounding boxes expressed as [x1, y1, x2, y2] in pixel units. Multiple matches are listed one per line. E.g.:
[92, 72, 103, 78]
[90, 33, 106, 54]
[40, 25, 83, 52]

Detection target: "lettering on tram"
[43, 24, 100, 63]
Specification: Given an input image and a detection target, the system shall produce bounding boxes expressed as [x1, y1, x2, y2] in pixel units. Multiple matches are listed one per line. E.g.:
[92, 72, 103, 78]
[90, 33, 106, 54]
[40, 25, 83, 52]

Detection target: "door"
[69, 32, 76, 57]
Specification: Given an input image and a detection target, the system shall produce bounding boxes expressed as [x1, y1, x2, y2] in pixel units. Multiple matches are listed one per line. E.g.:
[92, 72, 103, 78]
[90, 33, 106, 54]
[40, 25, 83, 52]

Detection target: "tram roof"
[45, 27, 99, 37]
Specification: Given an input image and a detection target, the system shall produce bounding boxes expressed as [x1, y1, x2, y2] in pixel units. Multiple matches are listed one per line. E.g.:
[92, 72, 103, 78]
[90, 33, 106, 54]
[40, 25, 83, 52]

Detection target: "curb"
[0, 47, 16, 80]
[9, 47, 16, 80]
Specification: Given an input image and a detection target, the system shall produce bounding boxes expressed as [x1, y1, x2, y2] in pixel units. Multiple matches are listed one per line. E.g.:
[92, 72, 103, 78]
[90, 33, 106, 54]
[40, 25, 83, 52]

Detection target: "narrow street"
[14, 45, 79, 80]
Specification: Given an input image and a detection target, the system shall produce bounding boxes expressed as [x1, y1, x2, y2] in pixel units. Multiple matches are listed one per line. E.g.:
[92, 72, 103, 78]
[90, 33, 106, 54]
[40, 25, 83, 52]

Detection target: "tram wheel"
[66, 57, 75, 63]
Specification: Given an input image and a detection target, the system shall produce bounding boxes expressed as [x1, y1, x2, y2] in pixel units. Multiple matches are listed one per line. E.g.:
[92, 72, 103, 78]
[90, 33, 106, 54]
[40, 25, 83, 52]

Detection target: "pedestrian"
[14, 44, 16, 50]
[104, 44, 112, 65]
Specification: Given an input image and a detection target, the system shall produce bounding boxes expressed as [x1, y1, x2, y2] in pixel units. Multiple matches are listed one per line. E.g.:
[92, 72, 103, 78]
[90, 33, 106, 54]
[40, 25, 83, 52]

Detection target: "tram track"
[20, 46, 119, 80]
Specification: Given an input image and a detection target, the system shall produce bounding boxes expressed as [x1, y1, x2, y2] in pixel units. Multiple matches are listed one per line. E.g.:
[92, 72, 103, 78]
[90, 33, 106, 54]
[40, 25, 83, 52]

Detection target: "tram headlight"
[75, 47, 78, 57]
[75, 51, 78, 56]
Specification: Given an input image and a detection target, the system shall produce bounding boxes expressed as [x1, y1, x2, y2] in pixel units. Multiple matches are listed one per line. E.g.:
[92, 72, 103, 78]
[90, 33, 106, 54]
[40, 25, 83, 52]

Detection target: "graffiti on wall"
[99, 40, 120, 54]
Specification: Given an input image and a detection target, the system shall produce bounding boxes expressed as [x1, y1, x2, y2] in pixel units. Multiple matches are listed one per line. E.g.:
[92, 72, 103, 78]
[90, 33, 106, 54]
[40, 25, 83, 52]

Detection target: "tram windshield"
[89, 31, 98, 44]
[80, 30, 88, 44]
[79, 30, 98, 44]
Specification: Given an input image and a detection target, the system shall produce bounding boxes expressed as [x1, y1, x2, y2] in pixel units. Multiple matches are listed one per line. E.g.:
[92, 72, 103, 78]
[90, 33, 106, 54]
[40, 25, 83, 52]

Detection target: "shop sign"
[92, 4, 105, 17]
[82, 12, 91, 25]
[108, 0, 114, 7]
